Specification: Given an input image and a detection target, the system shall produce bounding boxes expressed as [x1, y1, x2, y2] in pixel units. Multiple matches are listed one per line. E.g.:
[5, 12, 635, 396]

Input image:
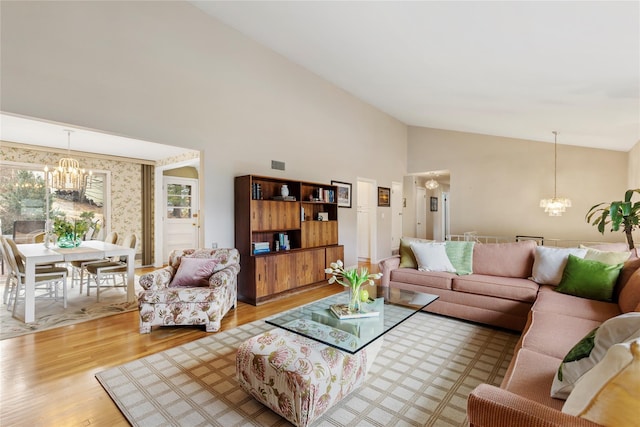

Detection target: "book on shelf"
[330, 303, 379, 320]
[310, 188, 335, 203]
[251, 183, 263, 200]
[272, 195, 296, 201]
[275, 233, 290, 251]
[252, 242, 270, 254]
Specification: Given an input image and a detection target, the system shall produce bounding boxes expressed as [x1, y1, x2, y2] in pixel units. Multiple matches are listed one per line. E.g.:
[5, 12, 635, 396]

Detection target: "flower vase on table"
[57, 234, 81, 248]
[325, 260, 382, 315]
[348, 282, 363, 313]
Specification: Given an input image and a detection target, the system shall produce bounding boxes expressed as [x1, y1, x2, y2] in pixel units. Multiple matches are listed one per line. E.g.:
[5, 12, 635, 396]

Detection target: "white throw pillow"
[410, 242, 456, 273]
[551, 312, 640, 399]
[562, 339, 640, 426]
[531, 246, 588, 285]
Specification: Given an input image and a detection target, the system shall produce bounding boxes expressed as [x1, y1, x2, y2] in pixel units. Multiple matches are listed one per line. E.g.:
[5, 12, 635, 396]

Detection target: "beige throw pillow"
[562, 339, 640, 426]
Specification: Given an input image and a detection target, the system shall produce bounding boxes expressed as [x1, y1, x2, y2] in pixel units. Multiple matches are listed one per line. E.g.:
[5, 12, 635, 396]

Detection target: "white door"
[357, 180, 372, 261]
[163, 177, 199, 261]
[416, 187, 427, 238]
[391, 181, 403, 252]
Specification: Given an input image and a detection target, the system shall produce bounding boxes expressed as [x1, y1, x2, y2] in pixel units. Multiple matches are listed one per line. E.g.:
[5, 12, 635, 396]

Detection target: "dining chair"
[69, 231, 118, 291]
[1, 236, 69, 315]
[1, 238, 18, 307]
[1, 236, 66, 307]
[84, 233, 137, 301]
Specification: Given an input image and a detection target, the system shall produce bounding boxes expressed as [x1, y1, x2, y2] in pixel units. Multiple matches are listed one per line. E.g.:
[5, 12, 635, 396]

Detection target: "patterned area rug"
[96, 311, 519, 427]
[0, 275, 141, 340]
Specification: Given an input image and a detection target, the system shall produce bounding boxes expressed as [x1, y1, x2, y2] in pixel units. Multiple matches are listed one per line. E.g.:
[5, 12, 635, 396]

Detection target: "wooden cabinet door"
[251, 201, 300, 231]
[294, 249, 325, 288]
[254, 256, 270, 298]
[255, 254, 293, 298]
[325, 245, 345, 266]
[302, 221, 338, 247]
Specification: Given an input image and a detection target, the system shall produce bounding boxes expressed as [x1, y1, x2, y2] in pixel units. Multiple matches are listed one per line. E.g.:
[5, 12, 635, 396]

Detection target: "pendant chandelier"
[540, 131, 571, 216]
[425, 173, 439, 190]
[45, 130, 90, 192]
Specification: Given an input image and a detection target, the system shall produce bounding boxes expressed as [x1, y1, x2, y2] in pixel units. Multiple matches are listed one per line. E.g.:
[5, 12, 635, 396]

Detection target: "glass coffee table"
[266, 287, 438, 354]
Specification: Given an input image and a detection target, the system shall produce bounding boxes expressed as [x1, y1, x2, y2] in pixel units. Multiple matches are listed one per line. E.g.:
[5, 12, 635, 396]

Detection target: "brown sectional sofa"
[378, 240, 640, 427]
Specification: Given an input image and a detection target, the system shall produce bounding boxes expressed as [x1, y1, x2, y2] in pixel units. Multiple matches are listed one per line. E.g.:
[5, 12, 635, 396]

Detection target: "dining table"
[15, 240, 136, 323]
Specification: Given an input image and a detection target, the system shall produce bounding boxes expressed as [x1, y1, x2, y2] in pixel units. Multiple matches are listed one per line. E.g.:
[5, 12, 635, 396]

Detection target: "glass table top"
[266, 287, 438, 354]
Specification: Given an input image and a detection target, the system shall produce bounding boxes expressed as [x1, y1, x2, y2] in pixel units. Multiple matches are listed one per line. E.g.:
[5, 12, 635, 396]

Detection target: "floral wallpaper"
[156, 150, 199, 168]
[1, 143, 143, 255]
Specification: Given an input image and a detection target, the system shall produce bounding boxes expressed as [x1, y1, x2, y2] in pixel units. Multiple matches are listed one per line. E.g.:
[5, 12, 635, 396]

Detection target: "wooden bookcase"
[235, 175, 344, 304]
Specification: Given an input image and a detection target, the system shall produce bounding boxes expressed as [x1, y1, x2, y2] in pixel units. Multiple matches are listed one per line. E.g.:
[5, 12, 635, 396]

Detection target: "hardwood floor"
[0, 262, 378, 426]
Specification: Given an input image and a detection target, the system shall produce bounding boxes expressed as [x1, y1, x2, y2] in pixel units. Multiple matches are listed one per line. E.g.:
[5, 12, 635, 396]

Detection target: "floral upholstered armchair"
[138, 248, 240, 333]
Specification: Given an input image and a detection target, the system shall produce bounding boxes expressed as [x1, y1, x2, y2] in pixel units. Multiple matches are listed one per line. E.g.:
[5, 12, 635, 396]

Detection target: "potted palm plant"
[585, 189, 640, 250]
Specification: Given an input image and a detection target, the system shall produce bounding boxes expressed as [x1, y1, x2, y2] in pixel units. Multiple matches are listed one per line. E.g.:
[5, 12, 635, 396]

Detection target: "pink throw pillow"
[170, 257, 217, 287]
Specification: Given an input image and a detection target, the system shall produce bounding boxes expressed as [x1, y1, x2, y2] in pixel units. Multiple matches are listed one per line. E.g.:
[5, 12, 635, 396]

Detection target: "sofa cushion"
[583, 242, 630, 252]
[452, 274, 538, 303]
[389, 268, 454, 290]
[555, 255, 623, 302]
[410, 241, 456, 272]
[619, 268, 640, 313]
[521, 310, 602, 360]
[550, 312, 640, 399]
[472, 240, 536, 278]
[398, 237, 433, 268]
[561, 339, 640, 425]
[170, 257, 217, 287]
[580, 245, 632, 265]
[502, 348, 565, 410]
[444, 241, 474, 275]
[533, 286, 622, 322]
[531, 246, 588, 286]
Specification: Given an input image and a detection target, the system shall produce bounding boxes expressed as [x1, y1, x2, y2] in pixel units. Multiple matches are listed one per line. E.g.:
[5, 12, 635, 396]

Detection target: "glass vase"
[348, 284, 362, 314]
[57, 234, 81, 248]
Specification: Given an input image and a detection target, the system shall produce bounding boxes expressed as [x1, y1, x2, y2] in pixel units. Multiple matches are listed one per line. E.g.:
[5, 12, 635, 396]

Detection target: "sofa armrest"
[139, 265, 176, 290]
[378, 255, 400, 287]
[468, 384, 601, 427]
[209, 263, 241, 288]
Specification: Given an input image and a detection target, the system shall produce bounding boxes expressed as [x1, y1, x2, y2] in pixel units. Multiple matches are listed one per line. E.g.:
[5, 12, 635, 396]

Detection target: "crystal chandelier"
[45, 130, 90, 192]
[540, 131, 571, 216]
[425, 173, 439, 190]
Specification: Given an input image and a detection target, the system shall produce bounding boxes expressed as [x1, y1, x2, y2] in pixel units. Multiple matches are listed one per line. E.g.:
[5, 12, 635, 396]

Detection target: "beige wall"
[629, 140, 640, 189]
[407, 127, 633, 245]
[0, 1, 408, 264]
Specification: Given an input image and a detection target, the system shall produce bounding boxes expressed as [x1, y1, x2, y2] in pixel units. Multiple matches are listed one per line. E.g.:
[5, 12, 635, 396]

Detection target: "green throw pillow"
[399, 237, 433, 268]
[444, 241, 475, 275]
[555, 255, 623, 302]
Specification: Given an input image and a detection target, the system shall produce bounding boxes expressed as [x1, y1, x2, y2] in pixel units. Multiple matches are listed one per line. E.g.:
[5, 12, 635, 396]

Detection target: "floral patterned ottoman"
[236, 320, 382, 427]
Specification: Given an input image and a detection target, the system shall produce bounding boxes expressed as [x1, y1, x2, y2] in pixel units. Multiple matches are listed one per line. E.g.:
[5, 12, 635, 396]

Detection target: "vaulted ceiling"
[193, 1, 639, 151]
[1, 1, 638, 157]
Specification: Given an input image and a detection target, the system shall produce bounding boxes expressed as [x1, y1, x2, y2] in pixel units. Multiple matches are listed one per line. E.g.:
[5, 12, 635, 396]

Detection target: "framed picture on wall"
[430, 196, 438, 212]
[378, 187, 391, 207]
[332, 180, 352, 208]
